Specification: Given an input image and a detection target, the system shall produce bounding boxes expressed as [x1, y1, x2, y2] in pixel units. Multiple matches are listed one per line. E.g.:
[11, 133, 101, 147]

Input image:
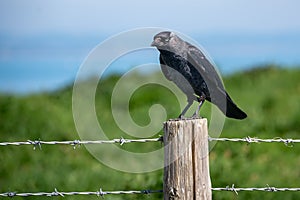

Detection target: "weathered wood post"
[163, 118, 212, 200]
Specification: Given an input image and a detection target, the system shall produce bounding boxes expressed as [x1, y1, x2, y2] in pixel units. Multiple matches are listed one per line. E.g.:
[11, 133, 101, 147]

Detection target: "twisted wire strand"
[213, 184, 300, 195]
[2, 186, 300, 197]
[0, 189, 163, 197]
[209, 136, 300, 146]
[0, 137, 163, 149]
[0, 136, 299, 149]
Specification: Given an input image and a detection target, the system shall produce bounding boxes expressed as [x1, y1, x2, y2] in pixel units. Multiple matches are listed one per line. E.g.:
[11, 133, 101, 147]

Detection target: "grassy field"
[1, 65, 300, 199]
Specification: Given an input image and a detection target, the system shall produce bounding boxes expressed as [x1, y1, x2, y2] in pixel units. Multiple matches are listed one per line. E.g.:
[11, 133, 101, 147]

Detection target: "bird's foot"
[177, 114, 187, 120]
[176, 114, 202, 120]
[191, 113, 202, 119]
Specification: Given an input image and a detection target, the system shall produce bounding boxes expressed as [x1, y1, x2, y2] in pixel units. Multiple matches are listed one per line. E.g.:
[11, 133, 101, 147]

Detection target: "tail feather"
[225, 99, 247, 119]
[224, 92, 247, 119]
[211, 91, 247, 120]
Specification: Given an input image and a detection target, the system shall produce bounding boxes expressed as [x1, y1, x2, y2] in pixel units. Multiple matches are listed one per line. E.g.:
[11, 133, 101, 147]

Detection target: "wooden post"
[163, 118, 212, 200]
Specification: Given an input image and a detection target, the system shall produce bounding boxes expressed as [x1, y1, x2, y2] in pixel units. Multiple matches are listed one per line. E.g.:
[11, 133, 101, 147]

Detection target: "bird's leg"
[192, 95, 206, 118]
[178, 98, 194, 119]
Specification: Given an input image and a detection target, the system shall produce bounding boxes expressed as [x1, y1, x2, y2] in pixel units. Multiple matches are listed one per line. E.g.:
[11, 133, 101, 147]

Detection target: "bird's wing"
[159, 54, 173, 81]
[185, 43, 247, 119]
[186, 44, 225, 91]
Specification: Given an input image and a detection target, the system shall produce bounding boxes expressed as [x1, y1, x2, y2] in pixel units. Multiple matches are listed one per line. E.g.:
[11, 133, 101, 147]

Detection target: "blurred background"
[1, 1, 300, 199]
[1, 0, 300, 94]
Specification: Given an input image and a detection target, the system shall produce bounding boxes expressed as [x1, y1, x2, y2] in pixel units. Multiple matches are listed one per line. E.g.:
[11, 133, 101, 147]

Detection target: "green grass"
[1, 65, 300, 199]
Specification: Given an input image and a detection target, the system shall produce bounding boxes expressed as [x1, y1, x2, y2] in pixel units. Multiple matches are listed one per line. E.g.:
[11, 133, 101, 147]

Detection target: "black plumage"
[151, 31, 247, 119]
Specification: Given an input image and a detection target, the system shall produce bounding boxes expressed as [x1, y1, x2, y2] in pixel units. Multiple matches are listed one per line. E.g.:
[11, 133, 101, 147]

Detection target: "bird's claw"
[191, 113, 202, 119]
[177, 114, 202, 120]
[178, 114, 187, 120]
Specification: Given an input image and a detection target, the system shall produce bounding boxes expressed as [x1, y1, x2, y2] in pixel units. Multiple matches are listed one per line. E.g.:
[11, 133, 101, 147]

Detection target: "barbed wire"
[212, 184, 300, 195]
[0, 136, 299, 149]
[209, 136, 300, 147]
[2, 185, 300, 197]
[0, 137, 163, 149]
[0, 188, 163, 197]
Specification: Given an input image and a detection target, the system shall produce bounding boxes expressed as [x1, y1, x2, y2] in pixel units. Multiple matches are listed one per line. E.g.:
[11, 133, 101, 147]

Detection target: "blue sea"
[0, 32, 299, 94]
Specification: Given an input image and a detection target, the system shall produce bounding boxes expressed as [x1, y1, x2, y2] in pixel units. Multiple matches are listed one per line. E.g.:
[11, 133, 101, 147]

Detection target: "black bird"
[151, 31, 247, 119]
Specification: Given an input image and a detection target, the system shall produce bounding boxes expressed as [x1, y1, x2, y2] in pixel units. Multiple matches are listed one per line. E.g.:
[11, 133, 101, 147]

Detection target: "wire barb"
[97, 188, 105, 197]
[50, 188, 64, 197]
[6, 192, 16, 197]
[226, 184, 238, 195]
[119, 137, 126, 146]
[71, 140, 81, 149]
[28, 140, 42, 150]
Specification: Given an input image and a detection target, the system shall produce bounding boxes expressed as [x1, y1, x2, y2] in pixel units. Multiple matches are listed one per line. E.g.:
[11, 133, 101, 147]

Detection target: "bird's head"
[151, 31, 177, 50]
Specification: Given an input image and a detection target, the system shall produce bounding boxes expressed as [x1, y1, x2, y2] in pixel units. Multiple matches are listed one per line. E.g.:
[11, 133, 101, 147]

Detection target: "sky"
[0, 0, 300, 93]
[1, 0, 300, 34]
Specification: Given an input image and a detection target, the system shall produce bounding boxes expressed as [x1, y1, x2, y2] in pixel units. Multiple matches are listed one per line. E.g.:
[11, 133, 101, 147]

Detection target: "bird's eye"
[163, 38, 169, 42]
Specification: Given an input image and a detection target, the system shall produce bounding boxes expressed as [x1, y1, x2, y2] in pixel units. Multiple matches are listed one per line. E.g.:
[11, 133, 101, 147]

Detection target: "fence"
[1, 118, 300, 199]
[2, 187, 300, 198]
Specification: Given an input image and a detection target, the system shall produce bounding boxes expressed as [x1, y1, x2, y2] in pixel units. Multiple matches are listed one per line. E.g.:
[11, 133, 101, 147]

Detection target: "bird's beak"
[151, 40, 157, 47]
[151, 37, 161, 47]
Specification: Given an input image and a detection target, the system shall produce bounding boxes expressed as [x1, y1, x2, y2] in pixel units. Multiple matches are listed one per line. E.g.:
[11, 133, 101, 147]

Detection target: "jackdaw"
[151, 31, 247, 119]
